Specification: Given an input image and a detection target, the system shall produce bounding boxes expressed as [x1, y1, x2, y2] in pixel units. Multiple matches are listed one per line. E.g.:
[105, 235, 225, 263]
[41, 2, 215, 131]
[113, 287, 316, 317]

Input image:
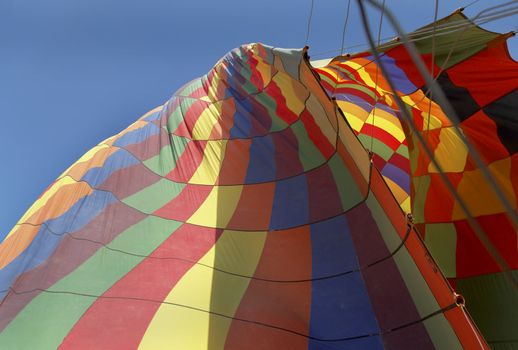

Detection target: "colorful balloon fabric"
[315, 12, 518, 348]
[0, 11, 515, 350]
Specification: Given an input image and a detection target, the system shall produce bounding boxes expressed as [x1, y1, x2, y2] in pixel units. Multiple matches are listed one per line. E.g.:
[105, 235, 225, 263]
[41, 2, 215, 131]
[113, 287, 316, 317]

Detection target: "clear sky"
[1, 0, 517, 239]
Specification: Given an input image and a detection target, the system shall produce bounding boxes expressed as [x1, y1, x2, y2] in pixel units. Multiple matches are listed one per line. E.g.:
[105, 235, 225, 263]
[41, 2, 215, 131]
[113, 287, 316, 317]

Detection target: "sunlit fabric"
[0, 41, 488, 349]
[316, 12, 517, 348]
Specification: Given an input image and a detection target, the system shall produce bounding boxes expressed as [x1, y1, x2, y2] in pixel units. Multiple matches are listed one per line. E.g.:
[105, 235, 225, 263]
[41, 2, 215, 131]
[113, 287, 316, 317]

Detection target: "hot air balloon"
[314, 8, 518, 348]
[0, 3, 515, 349]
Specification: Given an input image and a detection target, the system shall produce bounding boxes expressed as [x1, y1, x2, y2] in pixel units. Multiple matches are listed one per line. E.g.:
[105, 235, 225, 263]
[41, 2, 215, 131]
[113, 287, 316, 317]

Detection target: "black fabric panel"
[483, 89, 518, 155]
[430, 72, 480, 123]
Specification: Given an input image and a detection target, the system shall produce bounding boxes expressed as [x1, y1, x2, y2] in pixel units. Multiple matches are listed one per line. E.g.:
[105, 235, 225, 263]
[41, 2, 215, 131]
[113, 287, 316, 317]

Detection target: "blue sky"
[1, 0, 517, 239]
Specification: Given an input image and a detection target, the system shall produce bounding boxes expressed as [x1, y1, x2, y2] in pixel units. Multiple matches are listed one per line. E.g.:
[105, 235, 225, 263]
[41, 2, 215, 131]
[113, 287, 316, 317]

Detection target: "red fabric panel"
[0, 202, 146, 332]
[60, 224, 221, 350]
[272, 128, 305, 179]
[423, 173, 463, 222]
[385, 46, 438, 89]
[461, 111, 510, 164]
[154, 184, 212, 221]
[224, 226, 312, 350]
[172, 99, 208, 137]
[360, 123, 402, 151]
[447, 41, 518, 107]
[165, 140, 207, 182]
[455, 220, 500, 278]
[300, 109, 335, 159]
[217, 139, 251, 185]
[97, 163, 161, 200]
[263, 81, 298, 125]
[477, 213, 518, 269]
[227, 183, 275, 231]
[306, 164, 343, 223]
[124, 127, 170, 161]
[388, 152, 410, 174]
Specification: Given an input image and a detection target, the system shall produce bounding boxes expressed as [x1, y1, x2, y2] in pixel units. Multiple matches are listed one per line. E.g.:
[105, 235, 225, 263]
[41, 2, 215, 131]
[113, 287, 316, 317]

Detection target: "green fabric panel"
[167, 97, 197, 133]
[337, 83, 377, 101]
[457, 271, 518, 348]
[318, 74, 337, 90]
[416, 33, 488, 70]
[366, 192, 462, 349]
[412, 175, 430, 223]
[409, 134, 420, 175]
[178, 78, 204, 97]
[358, 134, 394, 161]
[328, 153, 364, 211]
[396, 143, 409, 158]
[423, 315, 464, 350]
[290, 120, 325, 171]
[424, 223, 457, 278]
[0, 217, 182, 350]
[143, 135, 189, 176]
[231, 48, 259, 95]
[253, 90, 288, 132]
[122, 178, 185, 214]
[413, 14, 498, 69]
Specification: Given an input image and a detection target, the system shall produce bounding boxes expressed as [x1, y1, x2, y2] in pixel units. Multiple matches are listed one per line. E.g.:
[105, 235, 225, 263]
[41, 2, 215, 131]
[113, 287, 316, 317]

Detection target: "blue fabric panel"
[81, 149, 139, 188]
[230, 98, 253, 138]
[334, 93, 373, 112]
[143, 109, 162, 122]
[269, 174, 308, 230]
[308, 336, 384, 350]
[366, 54, 417, 95]
[0, 190, 116, 298]
[113, 121, 160, 147]
[308, 215, 383, 349]
[245, 135, 276, 183]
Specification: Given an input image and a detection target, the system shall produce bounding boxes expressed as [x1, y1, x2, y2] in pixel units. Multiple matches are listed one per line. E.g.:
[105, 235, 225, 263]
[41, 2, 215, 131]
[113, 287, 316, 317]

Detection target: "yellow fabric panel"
[420, 111, 443, 131]
[428, 127, 468, 173]
[306, 94, 337, 144]
[138, 230, 266, 350]
[253, 48, 273, 87]
[401, 95, 415, 106]
[336, 100, 369, 132]
[189, 140, 228, 185]
[301, 63, 338, 132]
[337, 118, 371, 182]
[342, 59, 388, 97]
[206, 70, 222, 101]
[289, 73, 310, 105]
[273, 54, 286, 76]
[344, 61, 375, 87]
[384, 176, 410, 213]
[401, 196, 411, 215]
[405, 90, 452, 127]
[365, 108, 406, 142]
[453, 157, 517, 219]
[187, 185, 243, 228]
[272, 73, 306, 117]
[316, 67, 342, 86]
[191, 102, 223, 140]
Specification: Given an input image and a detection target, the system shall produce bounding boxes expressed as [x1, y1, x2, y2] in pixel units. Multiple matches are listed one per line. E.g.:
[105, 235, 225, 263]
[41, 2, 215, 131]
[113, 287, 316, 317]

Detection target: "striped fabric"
[315, 12, 518, 348]
[0, 43, 486, 349]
